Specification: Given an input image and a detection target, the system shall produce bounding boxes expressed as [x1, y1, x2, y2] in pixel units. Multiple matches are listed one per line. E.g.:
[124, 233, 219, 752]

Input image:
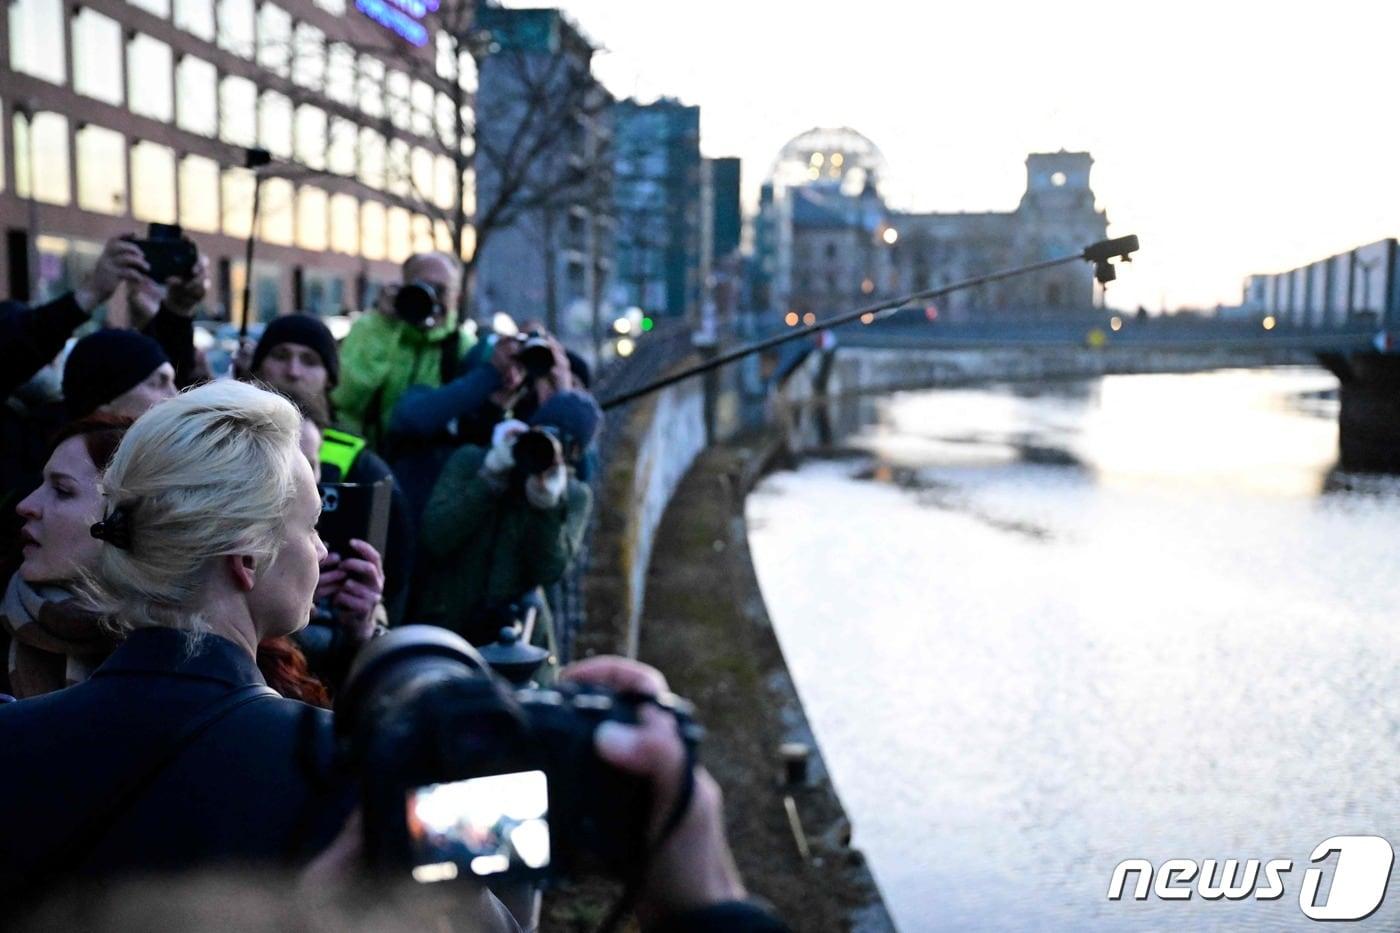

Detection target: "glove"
[482, 419, 529, 476]
[525, 464, 568, 510]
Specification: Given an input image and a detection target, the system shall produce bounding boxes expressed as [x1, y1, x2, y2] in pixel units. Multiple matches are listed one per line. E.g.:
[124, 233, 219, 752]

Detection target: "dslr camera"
[513, 331, 557, 380]
[395, 280, 443, 328]
[335, 627, 701, 885]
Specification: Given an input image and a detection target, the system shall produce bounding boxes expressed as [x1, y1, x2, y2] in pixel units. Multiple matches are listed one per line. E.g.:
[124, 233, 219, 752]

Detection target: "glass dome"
[771, 127, 887, 197]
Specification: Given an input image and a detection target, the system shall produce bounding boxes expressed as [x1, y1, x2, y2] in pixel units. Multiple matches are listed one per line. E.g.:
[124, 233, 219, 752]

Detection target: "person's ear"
[226, 553, 258, 592]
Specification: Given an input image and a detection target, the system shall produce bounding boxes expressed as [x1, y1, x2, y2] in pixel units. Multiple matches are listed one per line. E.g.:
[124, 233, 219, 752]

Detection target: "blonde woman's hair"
[87, 381, 305, 635]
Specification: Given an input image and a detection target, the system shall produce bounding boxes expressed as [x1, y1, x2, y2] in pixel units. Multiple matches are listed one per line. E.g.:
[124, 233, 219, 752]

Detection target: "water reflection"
[748, 368, 1400, 932]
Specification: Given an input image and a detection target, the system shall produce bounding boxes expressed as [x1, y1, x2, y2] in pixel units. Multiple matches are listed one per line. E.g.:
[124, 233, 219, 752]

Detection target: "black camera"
[134, 223, 197, 283]
[510, 428, 562, 479]
[395, 280, 442, 327]
[335, 627, 701, 885]
[514, 331, 556, 379]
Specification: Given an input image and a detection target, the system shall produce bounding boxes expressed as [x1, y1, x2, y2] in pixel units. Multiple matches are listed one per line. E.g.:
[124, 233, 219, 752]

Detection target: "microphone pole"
[239, 148, 272, 341]
[597, 235, 1141, 412]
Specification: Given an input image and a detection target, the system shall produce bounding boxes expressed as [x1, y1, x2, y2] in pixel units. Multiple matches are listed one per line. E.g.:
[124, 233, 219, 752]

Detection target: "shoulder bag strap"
[19, 683, 281, 894]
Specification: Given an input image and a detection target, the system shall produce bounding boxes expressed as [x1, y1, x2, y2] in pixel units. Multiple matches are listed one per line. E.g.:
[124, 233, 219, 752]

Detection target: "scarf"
[0, 575, 117, 698]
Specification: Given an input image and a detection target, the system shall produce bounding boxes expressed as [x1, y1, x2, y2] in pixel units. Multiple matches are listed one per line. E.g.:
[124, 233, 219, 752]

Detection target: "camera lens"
[512, 430, 561, 476]
[395, 282, 439, 326]
[518, 338, 555, 379]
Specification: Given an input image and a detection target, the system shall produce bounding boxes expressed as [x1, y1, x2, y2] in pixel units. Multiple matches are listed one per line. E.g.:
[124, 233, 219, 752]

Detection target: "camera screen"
[406, 771, 550, 883]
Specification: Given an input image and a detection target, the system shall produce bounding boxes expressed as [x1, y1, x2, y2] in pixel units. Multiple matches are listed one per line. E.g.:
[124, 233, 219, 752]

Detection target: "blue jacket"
[0, 627, 355, 898]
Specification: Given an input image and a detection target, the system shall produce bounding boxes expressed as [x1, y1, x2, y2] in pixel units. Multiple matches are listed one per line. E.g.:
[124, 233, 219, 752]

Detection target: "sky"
[504, 0, 1400, 312]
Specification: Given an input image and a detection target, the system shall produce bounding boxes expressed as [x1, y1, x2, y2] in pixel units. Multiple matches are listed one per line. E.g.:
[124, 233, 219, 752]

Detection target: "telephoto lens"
[394, 281, 440, 326]
[511, 429, 561, 477]
[516, 332, 556, 379]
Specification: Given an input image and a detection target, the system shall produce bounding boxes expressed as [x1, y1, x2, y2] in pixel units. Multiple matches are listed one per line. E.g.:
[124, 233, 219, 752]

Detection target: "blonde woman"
[0, 382, 356, 898]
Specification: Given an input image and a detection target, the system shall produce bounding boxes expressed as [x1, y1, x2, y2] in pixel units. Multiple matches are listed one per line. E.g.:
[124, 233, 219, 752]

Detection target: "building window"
[76, 125, 127, 215]
[128, 35, 175, 122]
[358, 56, 385, 118]
[435, 155, 456, 211]
[296, 187, 328, 251]
[358, 128, 385, 190]
[220, 76, 257, 147]
[436, 93, 457, 148]
[326, 43, 356, 107]
[13, 112, 71, 205]
[131, 141, 177, 223]
[177, 57, 219, 137]
[258, 91, 293, 160]
[174, 0, 214, 39]
[327, 118, 357, 176]
[330, 193, 358, 254]
[216, 0, 254, 58]
[179, 155, 220, 232]
[72, 9, 124, 105]
[434, 220, 452, 253]
[386, 139, 410, 197]
[294, 105, 327, 170]
[127, 0, 171, 18]
[435, 33, 456, 82]
[259, 177, 295, 245]
[386, 207, 411, 263]
[293, 23, 326, 90]
[221, 167, 255, 237]
[360, 201, 386, 260]
[412, 215, 434, 254]
[256, 4, 291, 77]
[8, 0, 67, 85]
[411, 147, 434, 203]
[386, 70, 411, 130]
[411, 80, 434, 138]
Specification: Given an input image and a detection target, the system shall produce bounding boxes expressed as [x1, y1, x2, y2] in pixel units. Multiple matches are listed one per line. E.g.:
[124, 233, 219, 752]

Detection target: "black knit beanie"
[62, 329, 170, 419]
[251, 314, 340, 387]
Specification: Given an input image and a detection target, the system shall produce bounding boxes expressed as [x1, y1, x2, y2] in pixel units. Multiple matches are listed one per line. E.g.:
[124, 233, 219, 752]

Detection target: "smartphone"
[406, 770, 551, 883]
[135, 222, 197, 283]
[316, 477, 391, 560]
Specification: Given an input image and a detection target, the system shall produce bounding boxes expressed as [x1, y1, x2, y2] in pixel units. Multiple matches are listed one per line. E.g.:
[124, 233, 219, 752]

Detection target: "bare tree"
[377, 3, 612, 324]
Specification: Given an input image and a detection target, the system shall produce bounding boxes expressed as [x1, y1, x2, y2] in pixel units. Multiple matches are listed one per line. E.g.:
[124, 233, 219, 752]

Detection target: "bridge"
[741, 309, 1399, 473]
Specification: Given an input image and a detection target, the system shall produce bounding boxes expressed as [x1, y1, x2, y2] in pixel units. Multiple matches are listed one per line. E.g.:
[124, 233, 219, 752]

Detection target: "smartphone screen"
[406, 770, 550, 883]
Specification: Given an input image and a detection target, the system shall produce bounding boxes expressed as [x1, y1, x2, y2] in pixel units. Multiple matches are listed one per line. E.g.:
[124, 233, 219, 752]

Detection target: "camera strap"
[593, 730, 698, 933]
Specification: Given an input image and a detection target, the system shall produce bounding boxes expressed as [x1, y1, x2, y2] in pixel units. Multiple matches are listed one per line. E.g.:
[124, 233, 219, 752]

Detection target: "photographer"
[412, 391, 600, 647]
[385, 324, 590, 523]
[332, 253, 476, 449]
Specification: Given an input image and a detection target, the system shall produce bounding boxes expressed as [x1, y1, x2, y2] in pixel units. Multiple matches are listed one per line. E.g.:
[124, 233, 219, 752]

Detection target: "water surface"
[747, 369, 1400, 931]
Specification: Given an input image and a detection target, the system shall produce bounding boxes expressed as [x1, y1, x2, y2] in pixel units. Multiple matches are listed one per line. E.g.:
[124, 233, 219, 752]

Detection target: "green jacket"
[414, 444, 592, 641]
[330, 312, 476, 446]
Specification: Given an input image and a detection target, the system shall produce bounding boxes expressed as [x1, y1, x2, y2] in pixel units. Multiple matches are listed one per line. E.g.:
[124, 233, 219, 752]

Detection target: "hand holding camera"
[74, 237, 151, 312]
[480, 420, 565, 506]
[561, 657, 747, 925]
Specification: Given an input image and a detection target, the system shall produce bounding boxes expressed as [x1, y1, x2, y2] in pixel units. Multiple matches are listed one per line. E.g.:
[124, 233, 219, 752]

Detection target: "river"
[745, 368, 1400, 932]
